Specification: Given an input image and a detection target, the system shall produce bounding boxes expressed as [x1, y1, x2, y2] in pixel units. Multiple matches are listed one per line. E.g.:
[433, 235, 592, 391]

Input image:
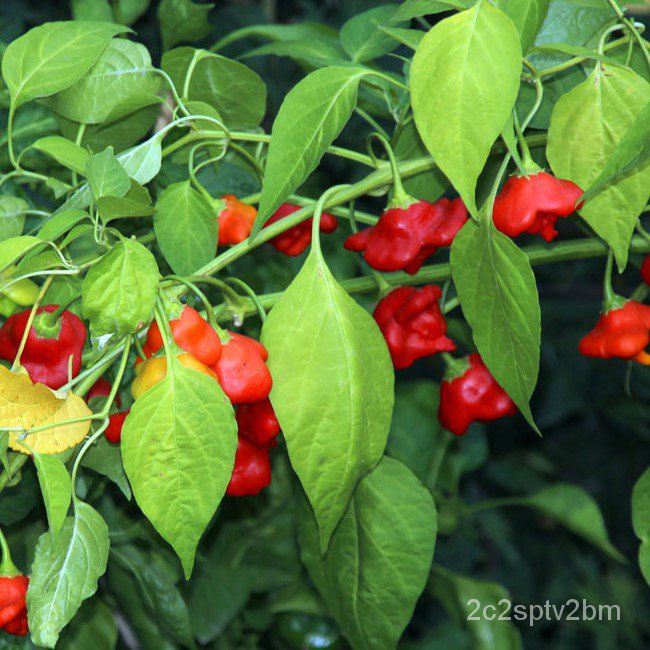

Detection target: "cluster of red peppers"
[133, 304, 278, 496]
[0, 532, 28, 637]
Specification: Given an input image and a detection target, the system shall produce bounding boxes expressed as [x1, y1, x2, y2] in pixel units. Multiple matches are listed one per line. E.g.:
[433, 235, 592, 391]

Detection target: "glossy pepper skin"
[264, 203, 338, 256]
[642, 256, 650, 287]
[438, 354, 517, 435]
[86, 377, 122, 408]
[142, 305, 222, 367]
[0, 575, 29, 636]
[579, 300, 650, 365]
[344, 198, 468, 274]
[105, 411, 130, 444]
[272, 613, 346, 650]
[217, 195, 258, 245]
[226, 435, 271, 496]
[236, 398, 280, 447]
[0, 273, 39, 318]
[212, 332, 272, 404]
[132, 354, 217, 400]
[0, 305, 86, 389]
[374, 285, 455, 369]
[492, 171, 583, 242]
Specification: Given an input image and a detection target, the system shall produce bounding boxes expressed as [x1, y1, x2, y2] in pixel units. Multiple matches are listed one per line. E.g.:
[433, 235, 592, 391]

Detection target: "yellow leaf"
[0, 366, 92, 454]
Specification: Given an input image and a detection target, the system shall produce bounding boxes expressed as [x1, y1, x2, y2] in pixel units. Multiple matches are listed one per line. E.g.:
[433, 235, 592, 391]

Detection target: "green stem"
[0, 525, 19, 577]
[0, 454, 28, 494]
[368, 132, 412, 208]
[462, 496, 530, 514]
[604, 0, 650, 68]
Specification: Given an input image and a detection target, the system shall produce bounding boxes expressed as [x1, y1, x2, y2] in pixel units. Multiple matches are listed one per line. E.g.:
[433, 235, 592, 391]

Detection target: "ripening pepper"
[373, 285, 455, 369]
[236, 398, 280, 447]
[217, 195, 258, 245]
[142, 305, 222, 367]
[132, 354, 218, 400]
[438, 354, 517, 435]
[0, 271, 39, 318]
[642, 256, 650, 287]
[264, 203, 338, 256]
[86, 377, 122, 408]
[344, 198, 468, 274]
[0, 534, 28, 637]
[212, 332, 272, 404]
[105, 410, 130, 444]
[492, 171, 583, 242]
[226, 434, 272, 497]
[0, 305, 87, 389]
[579, 300, 650, 365]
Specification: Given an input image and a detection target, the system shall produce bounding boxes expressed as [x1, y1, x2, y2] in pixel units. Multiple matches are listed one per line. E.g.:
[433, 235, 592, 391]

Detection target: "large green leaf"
[0, 197, 28, 242]
[430, 566, 522, 650]
[522, 483, 624, 561]
[253, 66, 369, 234]
[85, 146, 131, 199]
[451, 218, 540, 428]
[81, 238, 159, 337]
[495, 0, 550, 52]
[390, 0, 473, 23]
[262, 247, 394, 551]
[547, 65, 650, 270]
[32, 453, 72, 543]
[411, 1, 522, 214]
[121, 357, 237, 578]
[162, 47, 266, 128]
[57, 598, 118, 650]
[153, 180, 217, 276]
[82, 436, 132, 500]
[46, 39, 160, 124]
[340, 4, 405, 63]
[33, 136, 90, 175]
[27, 502, 110, 648]
[298, 457, 437, 649]
[632, 467, 650, 586]
[1, 21, 128, 109]
[158, 0, 214, 50]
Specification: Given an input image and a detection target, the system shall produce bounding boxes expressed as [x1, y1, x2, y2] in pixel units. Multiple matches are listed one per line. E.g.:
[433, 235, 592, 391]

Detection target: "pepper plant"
[0, 0, 649, 648]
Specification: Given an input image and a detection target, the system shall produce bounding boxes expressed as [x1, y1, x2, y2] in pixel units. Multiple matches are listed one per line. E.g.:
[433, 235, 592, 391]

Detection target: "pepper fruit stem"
[368, 132, 415, 210]
[602, 251, 626, 312]
[0, 525, 20, 578]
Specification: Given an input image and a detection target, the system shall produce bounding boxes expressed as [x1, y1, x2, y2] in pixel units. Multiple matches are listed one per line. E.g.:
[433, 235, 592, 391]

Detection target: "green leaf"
[261, 248, 394, 551]
[82, 436, 132, 500]
[97, 181, 154, 222]
[411, 1, 522, 215]
[581, 100, 650, 202]
[340, 4, 405, 63]
[1, 21, 128, 109]
[82, 238, 159, 337]
[430, 566, 522, 650]
[298, 457, 437, 649]
[46, 39, 161, 124]
[390, 0, 473, 23]
[378, 26, 425, 51]
[0, 197, 28, 242]
[495, 0, 550, 52]
[451, 218, 540, 428]
[523, 483, 624, 561]
[547, 65, 650, 270]
[71, 0, 114, 22]
[27, 502, 110, 648]
[0, 236, 44, 271]
[162, 47, 266, 128]
[242, 39, 346, 66]
[153, 180, 217, 276]
[118, 134, 163, 184]
[32, 453, 72, 543]
[85, 146, 131, 199]
[531, 42, 619, 63]
[121, 357, 237, 578]
[115, 0, 150, 25]
[57, 597, 118, 650]
[158, 0, 214, 50]
[33, 136, 90, 174]
[254, 66, 369, 234]
[632, 467, 650, 586]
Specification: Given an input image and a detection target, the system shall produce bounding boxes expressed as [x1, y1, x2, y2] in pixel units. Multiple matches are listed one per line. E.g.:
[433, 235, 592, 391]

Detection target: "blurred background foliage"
[0, 1, 649, 649]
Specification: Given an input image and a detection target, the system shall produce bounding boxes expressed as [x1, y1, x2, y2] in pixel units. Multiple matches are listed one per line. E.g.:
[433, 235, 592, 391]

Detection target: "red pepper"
[0, 575, 29, 636]
[226, 434, 272, 496]
[217, 195, 258, 245]
[373, 285, 455, 369]
[438, 354, 517, 435]
[212, 332, 272, 404]
[579, 300, 650, 365]
[86, 377, 122, 407]
[264, 203, 338, 256]
[344, 198, 468, 274]
[105, 410, 130, 444]
[142, 305, 222, 367]
[641, 256, 650, 287]
[236, 398, 280, 447]
[492, 171, 583, 242]
[0, 305, 86, 389]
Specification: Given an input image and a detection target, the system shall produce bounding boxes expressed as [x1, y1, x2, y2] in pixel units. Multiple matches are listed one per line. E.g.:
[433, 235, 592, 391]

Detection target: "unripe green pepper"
[272, 613, 347, 649]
